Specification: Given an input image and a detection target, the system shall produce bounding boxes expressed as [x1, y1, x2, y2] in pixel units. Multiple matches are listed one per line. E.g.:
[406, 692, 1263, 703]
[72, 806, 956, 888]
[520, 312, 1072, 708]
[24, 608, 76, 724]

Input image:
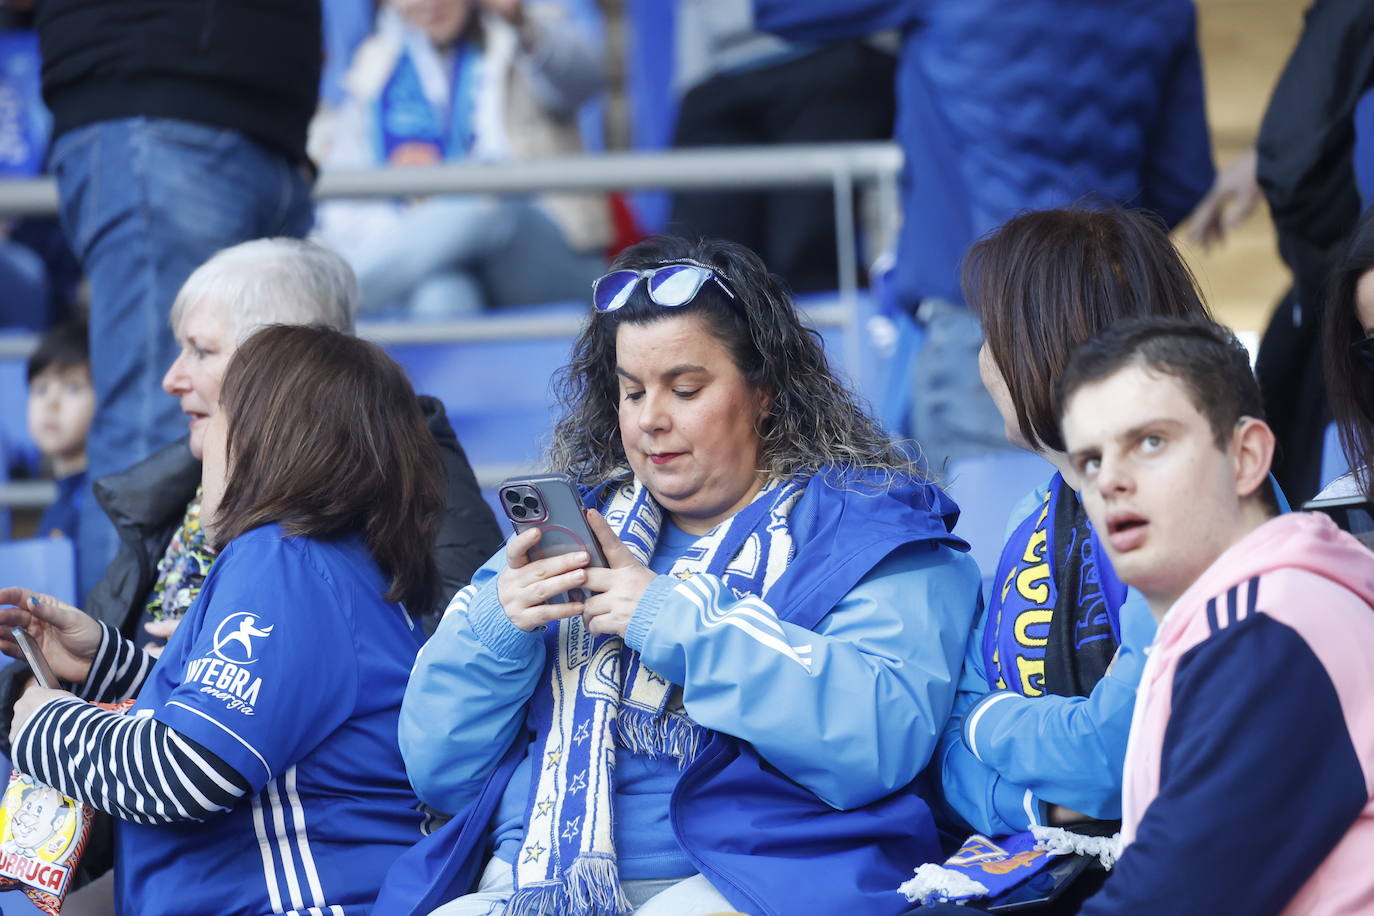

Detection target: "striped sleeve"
[74, 622, 154, 704]
[12, 697, 251, 824]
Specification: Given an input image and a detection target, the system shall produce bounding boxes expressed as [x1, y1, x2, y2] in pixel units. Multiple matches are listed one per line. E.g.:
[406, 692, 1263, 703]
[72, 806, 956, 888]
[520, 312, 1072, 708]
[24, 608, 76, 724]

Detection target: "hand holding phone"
[13, 627, 58, 690]
[496, 474, 606, 631]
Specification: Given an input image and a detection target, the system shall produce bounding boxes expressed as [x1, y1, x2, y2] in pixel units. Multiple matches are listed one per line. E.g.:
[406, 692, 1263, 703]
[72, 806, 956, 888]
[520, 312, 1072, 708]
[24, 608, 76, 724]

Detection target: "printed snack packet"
[0, 699, 135, 914]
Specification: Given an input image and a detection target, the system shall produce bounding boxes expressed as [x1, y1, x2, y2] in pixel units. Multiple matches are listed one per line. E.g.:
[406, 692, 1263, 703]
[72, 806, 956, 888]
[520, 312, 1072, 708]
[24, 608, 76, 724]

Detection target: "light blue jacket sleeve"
[935, 587, 1156, 834]
[398, 549, 544, 815]
[626, 541, 981, 811]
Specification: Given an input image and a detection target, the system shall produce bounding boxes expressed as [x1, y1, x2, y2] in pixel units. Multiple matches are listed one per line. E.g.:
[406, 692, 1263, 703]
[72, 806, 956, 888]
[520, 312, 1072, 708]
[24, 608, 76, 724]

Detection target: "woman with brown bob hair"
[0, 325, 441, 916]
[935, 207, 1215, 851]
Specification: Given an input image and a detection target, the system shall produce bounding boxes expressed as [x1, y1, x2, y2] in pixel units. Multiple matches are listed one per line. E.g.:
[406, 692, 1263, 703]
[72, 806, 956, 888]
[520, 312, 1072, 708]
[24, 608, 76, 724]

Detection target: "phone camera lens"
[511, 505, 527, 519]
[522, 496, 540, 511]
[504, 489, 521, 503]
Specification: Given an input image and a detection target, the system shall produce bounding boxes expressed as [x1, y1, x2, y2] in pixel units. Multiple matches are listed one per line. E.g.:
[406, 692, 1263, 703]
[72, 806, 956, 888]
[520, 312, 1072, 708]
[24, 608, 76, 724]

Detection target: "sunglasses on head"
[1352, 335, 1374, 374]
[591, 259, 737, 313]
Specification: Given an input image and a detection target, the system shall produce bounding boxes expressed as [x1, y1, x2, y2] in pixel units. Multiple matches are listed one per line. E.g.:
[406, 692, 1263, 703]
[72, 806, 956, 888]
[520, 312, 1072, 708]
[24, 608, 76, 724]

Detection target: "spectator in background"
[32, 0, 321, 602]
[0, 10, 80, 332]
[26, 318, 92, 541]
[755, 0, 1214, 471]
[314, 0, 611, 318]
[1189, 0, 1374, 505]
[667, 1, 896, 294]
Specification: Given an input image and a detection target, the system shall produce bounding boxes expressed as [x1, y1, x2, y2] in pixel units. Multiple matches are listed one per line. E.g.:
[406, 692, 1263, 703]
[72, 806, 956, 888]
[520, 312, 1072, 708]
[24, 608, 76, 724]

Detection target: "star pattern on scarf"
[523, 842, 546, 864]
[568, 771, 588, 795]
[573, 721, 591, 745]
[545, 746, 562, 770]
[535, 798, 554, 818]
[646, 671, 667, 685]
[562, 816, 582, 841]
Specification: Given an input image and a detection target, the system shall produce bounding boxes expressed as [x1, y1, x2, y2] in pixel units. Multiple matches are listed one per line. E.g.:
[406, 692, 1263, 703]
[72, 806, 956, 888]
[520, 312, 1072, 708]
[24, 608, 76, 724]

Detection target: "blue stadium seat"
[942, 450, 1055, 591]
[0, 351, 39, 481]
[0, 537, 77, 605]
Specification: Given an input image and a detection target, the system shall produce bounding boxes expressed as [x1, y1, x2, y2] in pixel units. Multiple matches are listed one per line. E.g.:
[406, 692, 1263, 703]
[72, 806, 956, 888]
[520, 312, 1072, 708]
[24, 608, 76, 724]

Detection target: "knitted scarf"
[507, 475, 805, 916]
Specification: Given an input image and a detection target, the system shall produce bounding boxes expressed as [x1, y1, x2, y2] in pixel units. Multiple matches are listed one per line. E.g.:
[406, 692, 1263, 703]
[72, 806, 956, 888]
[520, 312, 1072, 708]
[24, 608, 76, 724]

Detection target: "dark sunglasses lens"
[647, 265, 710, 307]
[592, 271, 640, 312]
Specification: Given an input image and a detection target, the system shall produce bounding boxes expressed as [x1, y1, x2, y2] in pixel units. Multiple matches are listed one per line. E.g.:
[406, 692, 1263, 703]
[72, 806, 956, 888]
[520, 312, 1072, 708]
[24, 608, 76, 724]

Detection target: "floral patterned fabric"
[144, 488, 216, 628]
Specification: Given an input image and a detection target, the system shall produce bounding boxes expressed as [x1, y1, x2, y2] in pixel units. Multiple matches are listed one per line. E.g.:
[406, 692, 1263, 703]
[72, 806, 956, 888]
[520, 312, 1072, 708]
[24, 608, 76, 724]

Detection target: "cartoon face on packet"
[8, 786, 68, 852]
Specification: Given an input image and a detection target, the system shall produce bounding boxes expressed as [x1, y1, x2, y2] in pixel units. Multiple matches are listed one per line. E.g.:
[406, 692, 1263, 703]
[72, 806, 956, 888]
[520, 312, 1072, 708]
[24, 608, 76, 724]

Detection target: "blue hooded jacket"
[380, 471, 981, 915]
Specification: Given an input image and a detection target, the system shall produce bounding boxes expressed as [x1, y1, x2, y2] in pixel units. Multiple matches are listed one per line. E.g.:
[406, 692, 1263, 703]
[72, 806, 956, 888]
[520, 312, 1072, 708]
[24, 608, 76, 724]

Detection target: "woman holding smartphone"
[390, 237, 981, 916]
[0, 325, 441, 915]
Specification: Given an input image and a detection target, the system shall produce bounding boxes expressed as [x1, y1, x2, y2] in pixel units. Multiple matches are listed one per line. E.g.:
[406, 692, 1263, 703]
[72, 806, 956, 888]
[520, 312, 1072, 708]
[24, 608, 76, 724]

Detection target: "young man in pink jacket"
[1055, 316, 1374, 915]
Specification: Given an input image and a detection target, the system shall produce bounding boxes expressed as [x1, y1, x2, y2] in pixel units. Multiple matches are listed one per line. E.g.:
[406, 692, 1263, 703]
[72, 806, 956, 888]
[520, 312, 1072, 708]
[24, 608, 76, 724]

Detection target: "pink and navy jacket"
[1082, 513, 1374, 915]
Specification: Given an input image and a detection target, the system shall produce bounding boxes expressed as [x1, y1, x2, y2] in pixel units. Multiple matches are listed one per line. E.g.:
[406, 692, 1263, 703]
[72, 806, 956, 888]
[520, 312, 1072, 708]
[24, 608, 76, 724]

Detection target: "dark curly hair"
[548, 236, 915, 485]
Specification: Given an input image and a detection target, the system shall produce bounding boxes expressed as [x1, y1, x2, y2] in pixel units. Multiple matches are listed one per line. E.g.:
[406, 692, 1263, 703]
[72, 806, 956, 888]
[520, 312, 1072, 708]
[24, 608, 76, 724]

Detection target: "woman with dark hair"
[389, 237, 981, 916]
[935, 207, 1217, 842]
[1318, 205, 1374, 500]
[0, 325, 441, 915]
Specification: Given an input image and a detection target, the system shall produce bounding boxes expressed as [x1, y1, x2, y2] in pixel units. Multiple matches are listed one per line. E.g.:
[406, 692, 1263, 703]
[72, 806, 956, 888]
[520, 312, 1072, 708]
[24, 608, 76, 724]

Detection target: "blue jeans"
[353, 197, 606, 317]
[50, 117, 313, 600]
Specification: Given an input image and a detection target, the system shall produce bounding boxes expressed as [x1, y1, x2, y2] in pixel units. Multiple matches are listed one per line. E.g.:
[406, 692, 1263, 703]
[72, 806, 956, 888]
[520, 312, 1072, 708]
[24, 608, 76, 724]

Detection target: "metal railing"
[0, 141, 902, 354]
[0, 143, 904, 511]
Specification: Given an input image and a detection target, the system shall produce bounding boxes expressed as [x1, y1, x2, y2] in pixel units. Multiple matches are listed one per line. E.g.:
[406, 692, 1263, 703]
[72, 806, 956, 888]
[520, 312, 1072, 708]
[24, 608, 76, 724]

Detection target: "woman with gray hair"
[390, 237, 981, 916]
[0, 237, 501, 896]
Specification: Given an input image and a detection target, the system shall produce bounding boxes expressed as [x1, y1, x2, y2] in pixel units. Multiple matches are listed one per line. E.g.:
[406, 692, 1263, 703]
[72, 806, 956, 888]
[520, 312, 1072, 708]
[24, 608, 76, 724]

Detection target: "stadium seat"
[942, 450, 1055, 591]
[0, 351, 38, 481]
[0, 537, 77, 605]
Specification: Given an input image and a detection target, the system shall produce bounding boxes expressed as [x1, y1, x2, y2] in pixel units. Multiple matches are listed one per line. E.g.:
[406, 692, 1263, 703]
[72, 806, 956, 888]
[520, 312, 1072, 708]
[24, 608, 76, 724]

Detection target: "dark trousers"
[668, 41, 896, 293]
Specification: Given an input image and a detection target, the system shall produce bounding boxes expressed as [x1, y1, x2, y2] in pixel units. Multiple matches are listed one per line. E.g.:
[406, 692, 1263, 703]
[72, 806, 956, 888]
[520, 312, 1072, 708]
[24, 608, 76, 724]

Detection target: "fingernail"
[574, 552, 588, 563]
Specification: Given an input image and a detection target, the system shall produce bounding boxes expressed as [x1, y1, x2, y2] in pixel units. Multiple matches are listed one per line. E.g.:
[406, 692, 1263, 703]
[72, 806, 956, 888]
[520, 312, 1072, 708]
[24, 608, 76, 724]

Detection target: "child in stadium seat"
[1058, 317, 1374, 914]
[26, 319, 94, 541]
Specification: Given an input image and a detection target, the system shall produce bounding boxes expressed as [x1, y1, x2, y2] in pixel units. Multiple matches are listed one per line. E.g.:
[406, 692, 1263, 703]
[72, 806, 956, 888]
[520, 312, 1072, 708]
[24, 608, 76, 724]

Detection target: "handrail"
[0, 142, 902, 215]
[0, 302, 849, 358]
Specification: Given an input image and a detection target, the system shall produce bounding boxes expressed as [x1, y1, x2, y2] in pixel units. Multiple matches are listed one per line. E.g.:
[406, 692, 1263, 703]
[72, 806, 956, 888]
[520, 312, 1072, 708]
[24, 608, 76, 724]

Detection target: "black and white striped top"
[12, 623, 250, 824]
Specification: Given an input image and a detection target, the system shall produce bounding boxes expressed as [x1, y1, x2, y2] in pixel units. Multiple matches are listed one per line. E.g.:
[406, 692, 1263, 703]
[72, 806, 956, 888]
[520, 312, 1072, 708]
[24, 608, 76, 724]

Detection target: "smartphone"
[14, 627, 58, 690]
[497, 473, 607, 602]
[1303, 494, 1374, 536]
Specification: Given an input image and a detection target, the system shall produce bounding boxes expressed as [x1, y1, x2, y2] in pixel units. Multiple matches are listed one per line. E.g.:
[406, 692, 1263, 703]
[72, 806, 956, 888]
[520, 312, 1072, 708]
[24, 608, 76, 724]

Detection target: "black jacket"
[35, 0, 322, 163]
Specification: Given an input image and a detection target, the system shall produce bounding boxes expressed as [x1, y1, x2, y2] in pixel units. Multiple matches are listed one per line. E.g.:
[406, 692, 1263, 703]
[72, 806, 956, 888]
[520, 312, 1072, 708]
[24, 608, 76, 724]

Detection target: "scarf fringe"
[897, 863, 991, 904]
[617, 706, 704, 766]
[1031, 825, 1122, 870]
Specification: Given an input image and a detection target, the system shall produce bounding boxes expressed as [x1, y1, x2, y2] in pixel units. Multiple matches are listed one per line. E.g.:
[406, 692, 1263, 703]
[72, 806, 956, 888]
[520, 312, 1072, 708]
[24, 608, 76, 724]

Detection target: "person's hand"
[11, 682, 74, 747]
[497, 528, 590, 632]
[582, 509, 658, 638]
[0, 587, 102, 684]
[142, 618, 182, 660]
[1185, 148, 1261, 250]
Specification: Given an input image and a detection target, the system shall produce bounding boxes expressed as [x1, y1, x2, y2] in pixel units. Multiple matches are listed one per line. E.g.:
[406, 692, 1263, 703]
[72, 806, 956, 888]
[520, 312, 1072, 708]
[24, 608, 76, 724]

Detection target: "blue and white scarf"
[507, 474, 806, 916]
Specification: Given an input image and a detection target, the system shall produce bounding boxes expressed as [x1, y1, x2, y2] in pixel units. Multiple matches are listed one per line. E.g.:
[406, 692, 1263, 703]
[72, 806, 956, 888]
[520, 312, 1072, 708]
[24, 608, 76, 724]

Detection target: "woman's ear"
[1232, 416, 1276, 502]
